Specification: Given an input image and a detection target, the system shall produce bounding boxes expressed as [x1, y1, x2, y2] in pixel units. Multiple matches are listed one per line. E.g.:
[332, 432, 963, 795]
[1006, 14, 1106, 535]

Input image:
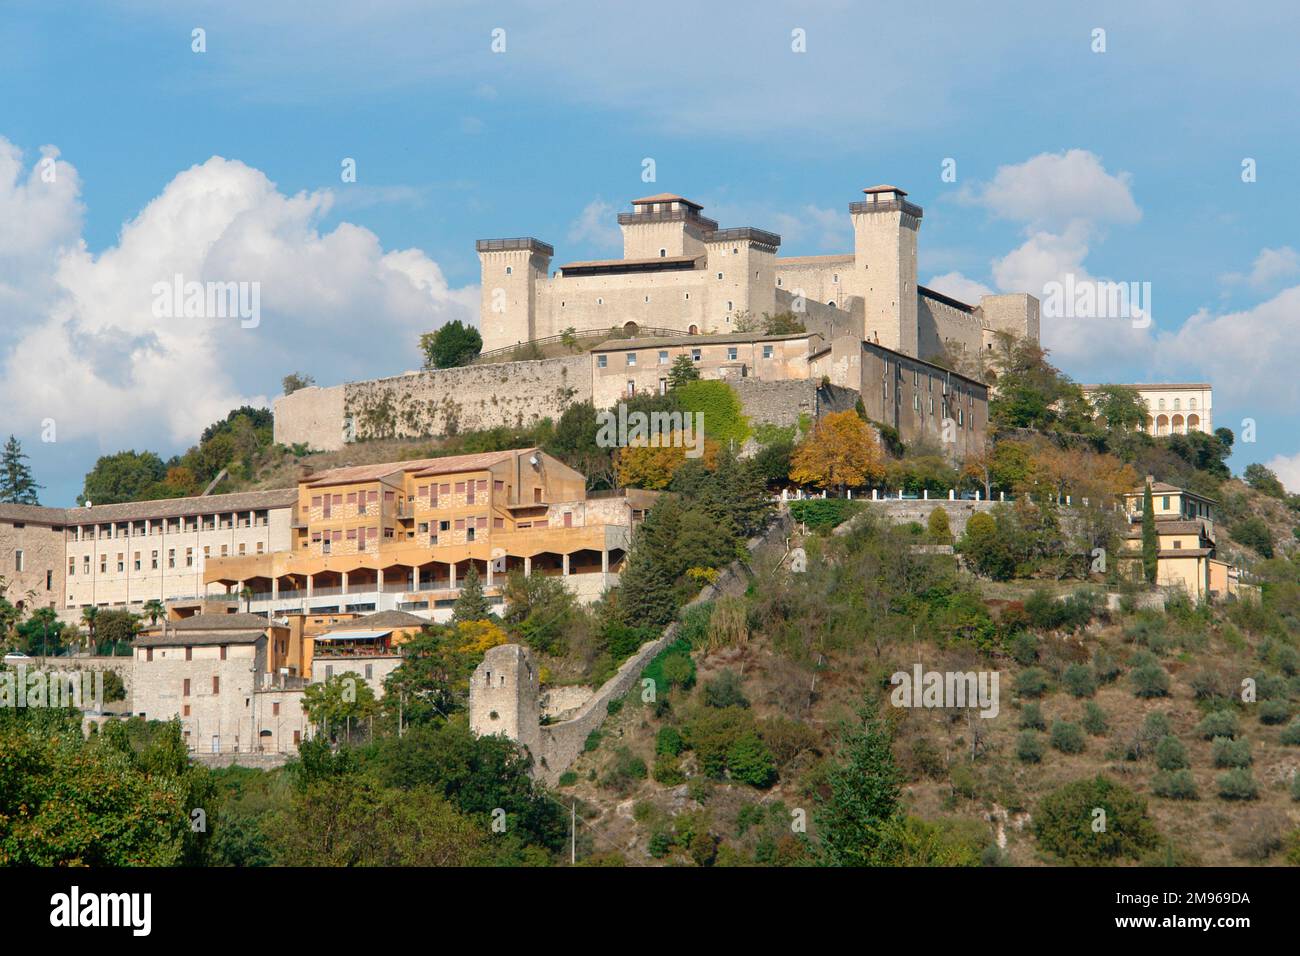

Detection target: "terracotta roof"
[1123, 520, 1207, 535]
[0, 503, 67, 525]
[412, 449, 535, 478]
[321, 610, 428, 633]
[136, 629, 265, 648]
[64, 488, 297, 524]
[164, 612, 282, 631]
[305, 459, 445, 488]
[863, 184, 908, 195]
[631, 193, 702, 209]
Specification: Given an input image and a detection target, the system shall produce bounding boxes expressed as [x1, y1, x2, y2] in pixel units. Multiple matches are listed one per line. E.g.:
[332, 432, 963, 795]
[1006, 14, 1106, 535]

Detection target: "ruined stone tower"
[469, 643, 541, 757]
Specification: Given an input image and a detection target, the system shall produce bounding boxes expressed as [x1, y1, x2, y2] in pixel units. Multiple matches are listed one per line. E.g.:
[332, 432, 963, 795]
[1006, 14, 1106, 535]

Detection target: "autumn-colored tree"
[789, 411, 885, 495]
[614, 432, 718, 489]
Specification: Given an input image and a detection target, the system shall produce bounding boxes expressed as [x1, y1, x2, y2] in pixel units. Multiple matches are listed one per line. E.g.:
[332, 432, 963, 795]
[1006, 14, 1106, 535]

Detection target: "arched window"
[1173, 398, 1181, 411]
[1158, 398, 1166, 410]
[1189, 398, 1197, 410]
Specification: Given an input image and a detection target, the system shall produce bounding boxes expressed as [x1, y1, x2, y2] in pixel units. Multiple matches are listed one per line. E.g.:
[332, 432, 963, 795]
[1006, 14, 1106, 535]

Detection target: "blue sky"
[3, 0, 1299, 505]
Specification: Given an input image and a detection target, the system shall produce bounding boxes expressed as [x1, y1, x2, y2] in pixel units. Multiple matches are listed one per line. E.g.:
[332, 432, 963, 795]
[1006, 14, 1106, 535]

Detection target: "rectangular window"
[273, 702, 281, 716]
[627, 353, 637, 366]
[13, 550, 23, 572]
[151, 551, 158, 569]
[597, 355, 607, 368]
[763, 345, 773, 359]
[183, 677, 191, 695]
[219, 646, 227, 661]
[658, 350, 669, 365]
[212, 675, 220, 694]
[727, 347, 738, 360]
[691, 349, 701, 362]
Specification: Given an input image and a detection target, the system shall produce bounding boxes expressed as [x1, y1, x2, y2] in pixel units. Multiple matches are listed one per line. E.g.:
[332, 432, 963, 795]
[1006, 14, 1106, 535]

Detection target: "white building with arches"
[1081, 383, 1213, 436]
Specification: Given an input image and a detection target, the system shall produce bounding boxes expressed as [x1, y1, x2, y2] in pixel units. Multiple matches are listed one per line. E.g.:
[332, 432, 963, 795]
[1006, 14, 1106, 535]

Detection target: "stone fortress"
[274, 183, 1043, 461]
[476, 186, 1040, 363]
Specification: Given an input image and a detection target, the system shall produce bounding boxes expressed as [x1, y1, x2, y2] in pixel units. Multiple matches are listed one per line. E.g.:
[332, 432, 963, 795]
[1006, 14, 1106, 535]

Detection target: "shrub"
[1092, 648, 1121, 684]
[1018, 702, 1046, 731]
[1082, 702, 1108, 736]
[1154, 735, 1189, 771]
[788, 498, 863, 532]
[653, 753, 686, 786]
[1152, 770, 1198, 800]
[1050, 720, 1085, 754]
[583, 729, 603, 753]
[643, 638, 696, 695]
[1008, 632, 1038, 666]
[927, 506, 952, 543]
[1258, 700, 1292, 725]
[702, 670, 750, 709]
[1211, 736, 1252, 769]
[557, 771, 579, 787]
[1216, 768, 1259, 801]
[599, 747, 648, 795]
[1015, 667, 1051, 699]
[1229, 812, 1285, 861]
[1130, 662, 1171, 698]
[656, 726, 685, 757]
[1062, 663, 1097, 699]
[1189, 668, 1230, 701]
[726, 732, 778, 788]
[1196, 710, 1240, 740]
[1016, 732, 1046, 764]
[1280, 720, 1300, 746]
[1032, 776, 1160, 864]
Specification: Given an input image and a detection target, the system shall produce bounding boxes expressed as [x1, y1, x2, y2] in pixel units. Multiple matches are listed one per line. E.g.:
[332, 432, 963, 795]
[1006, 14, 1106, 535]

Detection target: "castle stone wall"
[496, 512, 790, 780]
[273, 384, 348, 451]
[273, 356, 592, 451]
[731, 379, 858, 430]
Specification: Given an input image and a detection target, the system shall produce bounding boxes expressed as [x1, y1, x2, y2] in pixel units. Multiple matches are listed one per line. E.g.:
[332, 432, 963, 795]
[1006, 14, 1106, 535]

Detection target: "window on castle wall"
[506, 266, 512, 275]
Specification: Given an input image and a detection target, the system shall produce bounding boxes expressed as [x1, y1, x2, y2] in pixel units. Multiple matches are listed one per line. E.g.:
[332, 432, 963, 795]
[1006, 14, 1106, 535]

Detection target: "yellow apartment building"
[202, 447, 656, 620]
[1118, 477, 1242, 601]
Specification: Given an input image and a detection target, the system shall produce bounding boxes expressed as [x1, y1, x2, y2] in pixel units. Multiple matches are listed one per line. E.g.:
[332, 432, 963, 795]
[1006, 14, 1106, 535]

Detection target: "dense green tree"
[451, 564, 491, 624]
[1243, 463, 1287, 498]
[1032, 775, 1160, 864]
[0, 436, 41, 505]
[80, 450, 167, 505]
[816, 714, 902, 866]
[545, 400, 616, 488]
[420, 320, 483, 369]
[668, 354, 700, 388]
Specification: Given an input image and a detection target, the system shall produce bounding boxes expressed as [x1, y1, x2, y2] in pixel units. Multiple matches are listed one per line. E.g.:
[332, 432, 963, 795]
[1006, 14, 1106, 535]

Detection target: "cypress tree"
[1141, 482, 1159, 585]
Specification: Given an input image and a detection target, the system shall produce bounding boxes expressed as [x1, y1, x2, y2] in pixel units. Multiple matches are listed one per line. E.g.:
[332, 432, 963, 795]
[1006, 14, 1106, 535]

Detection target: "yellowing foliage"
[789, 411, 886, 491]
[613, 431, 718, 489]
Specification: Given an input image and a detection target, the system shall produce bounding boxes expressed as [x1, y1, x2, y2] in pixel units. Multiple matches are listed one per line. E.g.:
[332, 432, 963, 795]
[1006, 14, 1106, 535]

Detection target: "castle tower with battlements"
[475, 183, 1039, 362]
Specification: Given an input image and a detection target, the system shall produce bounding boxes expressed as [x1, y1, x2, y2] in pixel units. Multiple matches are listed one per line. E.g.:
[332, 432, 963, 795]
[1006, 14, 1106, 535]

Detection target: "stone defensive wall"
[532, 510, 794, 785]
[274, 355, 860, 452]
[274, 355, 592, 451]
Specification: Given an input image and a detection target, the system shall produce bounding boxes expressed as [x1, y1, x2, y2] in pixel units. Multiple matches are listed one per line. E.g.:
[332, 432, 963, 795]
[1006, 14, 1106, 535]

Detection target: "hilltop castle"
[476, 185, 1040, 363]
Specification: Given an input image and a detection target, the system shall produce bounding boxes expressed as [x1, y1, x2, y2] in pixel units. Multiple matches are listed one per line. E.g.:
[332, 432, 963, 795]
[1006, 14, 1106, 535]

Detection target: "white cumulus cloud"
[0, 141, 477, 452]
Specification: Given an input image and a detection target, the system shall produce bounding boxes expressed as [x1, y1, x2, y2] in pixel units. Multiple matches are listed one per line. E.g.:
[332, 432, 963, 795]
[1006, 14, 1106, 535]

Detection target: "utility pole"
[571, 802, 576, 866]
